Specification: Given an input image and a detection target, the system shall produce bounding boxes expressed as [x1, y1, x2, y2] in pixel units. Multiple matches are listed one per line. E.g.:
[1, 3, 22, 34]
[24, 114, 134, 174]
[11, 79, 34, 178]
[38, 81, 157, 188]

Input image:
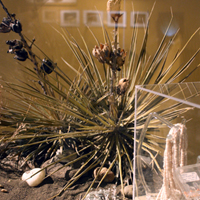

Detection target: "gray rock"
[41, 159, 71, 180]
[0, 154, 32, 171]
[65, 168, 78, 180]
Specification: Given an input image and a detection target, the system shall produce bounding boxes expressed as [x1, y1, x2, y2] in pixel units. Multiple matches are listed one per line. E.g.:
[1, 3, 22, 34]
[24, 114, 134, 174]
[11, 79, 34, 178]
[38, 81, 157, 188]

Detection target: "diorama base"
[135, 193, 158, 200]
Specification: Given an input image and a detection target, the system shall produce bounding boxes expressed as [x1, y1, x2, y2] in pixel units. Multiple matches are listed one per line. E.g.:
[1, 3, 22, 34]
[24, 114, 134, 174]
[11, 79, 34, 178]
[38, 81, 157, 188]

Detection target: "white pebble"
[22, 168, 45, 187]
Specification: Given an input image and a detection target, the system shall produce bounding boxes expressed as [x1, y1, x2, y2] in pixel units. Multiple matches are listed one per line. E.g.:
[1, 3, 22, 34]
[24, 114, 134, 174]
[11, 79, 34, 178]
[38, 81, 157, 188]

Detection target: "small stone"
[1, 189, 8, 193]
[42, 160, 71, 180]
[1, 154, 23, 171]
[0, 184, 4, 188]
[65, 169, 78, 180]
[22, 168, 45, 187]
[65, 168, 88, 181]
[93, 167, 115, 183]
[123, 185, 133, 198]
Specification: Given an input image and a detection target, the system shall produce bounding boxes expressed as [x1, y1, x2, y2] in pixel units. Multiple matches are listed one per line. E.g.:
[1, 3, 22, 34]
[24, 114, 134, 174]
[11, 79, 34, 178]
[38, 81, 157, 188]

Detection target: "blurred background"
[0, 0, 199, 82]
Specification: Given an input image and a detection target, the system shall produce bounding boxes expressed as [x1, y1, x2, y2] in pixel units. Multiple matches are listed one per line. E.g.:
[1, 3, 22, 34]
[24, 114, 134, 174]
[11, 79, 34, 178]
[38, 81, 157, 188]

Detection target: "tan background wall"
[0, 0, 199, 82]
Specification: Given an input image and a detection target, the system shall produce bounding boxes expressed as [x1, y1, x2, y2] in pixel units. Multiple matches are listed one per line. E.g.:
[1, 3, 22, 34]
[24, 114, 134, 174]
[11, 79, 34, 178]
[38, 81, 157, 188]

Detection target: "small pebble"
[123, 185, 133, 198]
[1, 189, 8, 193]
[0, 184, 4, 188]
[22, 168, 45, 187]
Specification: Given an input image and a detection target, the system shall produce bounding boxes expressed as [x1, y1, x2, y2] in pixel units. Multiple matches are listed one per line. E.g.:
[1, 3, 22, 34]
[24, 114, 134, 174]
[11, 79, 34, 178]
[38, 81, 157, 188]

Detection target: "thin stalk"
[109, 17, 119, 121]
[0, 0, 11, 18]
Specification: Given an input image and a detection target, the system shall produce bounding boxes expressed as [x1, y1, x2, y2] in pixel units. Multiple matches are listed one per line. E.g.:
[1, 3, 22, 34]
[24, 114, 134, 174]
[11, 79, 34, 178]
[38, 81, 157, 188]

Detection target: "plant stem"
[111, 17, 118, 92]
[0, 0, 47, 95]
[19, 33, 47, 95]
[109, 17, 119, 122]
[0, 0, 12, 18]
[114, 18, 118, 50]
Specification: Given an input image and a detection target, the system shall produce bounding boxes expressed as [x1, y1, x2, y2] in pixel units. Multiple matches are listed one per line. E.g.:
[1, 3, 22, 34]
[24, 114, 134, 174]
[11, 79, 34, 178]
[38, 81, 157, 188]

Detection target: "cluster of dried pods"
[0, 4, 56, 75]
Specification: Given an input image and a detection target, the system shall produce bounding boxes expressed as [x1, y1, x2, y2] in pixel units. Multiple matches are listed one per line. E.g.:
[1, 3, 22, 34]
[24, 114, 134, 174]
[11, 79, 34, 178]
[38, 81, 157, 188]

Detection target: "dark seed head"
[6, 40, 23, 51]
[14, 49, 28, 61]
[10, 20, 22, 33]
[41, 59, 55, 74]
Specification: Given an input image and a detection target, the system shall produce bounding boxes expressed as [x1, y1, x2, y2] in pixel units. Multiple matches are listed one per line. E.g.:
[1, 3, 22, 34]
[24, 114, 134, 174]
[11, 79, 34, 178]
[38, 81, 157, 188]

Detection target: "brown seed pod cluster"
[92, 43, 127, 71]
[0, 16, 22, 33]
[113, 47, 127, 70]
[92, 43, 112, 64]
[6, 39, 28, 61]
[93, 167, 115, 183]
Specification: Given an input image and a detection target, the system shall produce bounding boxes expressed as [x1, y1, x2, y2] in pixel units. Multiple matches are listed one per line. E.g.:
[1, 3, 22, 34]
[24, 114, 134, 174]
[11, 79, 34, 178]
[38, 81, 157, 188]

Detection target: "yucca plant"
[0, 0, 199, 199]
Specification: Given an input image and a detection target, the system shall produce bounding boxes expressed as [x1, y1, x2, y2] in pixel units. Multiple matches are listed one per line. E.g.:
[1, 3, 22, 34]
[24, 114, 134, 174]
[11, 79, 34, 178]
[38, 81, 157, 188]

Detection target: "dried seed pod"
[93, 167, 115, 183]
[92, 43, 112, 64]
[10, 20, 22, 33]
[107, 0, 123, 20]
[115, 48, 127, 70]
[0, 17, 11, 33]
[92, 46, 102, 63]
[6, 39, 23, 53]
[14, 48, 28, 61]
[40, 58, 55, 74]
[107, 0, 121, 12]
[1, 189, 8, 193]
[117, 78, 129, 95]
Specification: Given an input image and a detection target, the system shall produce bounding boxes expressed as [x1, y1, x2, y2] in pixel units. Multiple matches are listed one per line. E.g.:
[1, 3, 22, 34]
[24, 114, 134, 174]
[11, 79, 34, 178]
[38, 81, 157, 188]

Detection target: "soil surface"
[0, 163, 129, 200]
[0, 165, 79, 200]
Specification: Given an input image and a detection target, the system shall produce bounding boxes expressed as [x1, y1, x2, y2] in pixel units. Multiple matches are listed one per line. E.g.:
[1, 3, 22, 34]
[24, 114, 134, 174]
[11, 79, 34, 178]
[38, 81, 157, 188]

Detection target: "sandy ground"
[0, 165, 87, 200]
[0, 163, 129, 200]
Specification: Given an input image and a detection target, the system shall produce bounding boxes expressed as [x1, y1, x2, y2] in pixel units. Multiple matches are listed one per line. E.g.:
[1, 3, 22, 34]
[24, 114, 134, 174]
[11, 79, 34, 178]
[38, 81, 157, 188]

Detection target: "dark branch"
[0, 0, 12, 18]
